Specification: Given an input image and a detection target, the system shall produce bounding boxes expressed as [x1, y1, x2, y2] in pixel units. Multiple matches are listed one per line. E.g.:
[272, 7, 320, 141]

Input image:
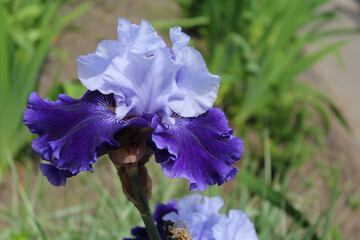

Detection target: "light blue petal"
[212, 210, 259, 240]
[117, 18, 140, 48]
[78, 20, 219, 122]
[169, 27, 220, 117]
[117, 18, 166, 55]
[103, 48, 182, 120]
[77, 40, 122, 92]
[171, 194, 202, 214]
[78, 19, 167, 115]
[170, 26, 190, 55]
[199, 195, 224, 214]
[163, 194, 225, 240]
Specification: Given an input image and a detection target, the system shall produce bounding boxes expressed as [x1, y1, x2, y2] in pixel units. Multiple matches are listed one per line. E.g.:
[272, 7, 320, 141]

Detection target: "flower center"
[171, 110, 182, 120]
[164, 220, 192, 240]
[107, 106, 116, 112]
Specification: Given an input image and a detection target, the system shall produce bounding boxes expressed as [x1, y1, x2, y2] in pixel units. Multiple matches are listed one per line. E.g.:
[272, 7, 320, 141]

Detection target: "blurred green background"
[1, 0, 359, 239]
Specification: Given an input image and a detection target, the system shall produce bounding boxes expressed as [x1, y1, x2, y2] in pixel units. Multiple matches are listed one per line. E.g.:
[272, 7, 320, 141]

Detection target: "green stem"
[126, 168, 161, 240]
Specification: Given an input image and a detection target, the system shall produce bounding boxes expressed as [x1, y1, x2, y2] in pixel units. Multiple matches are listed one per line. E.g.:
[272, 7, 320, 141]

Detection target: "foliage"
[153, 0, 356, 238]
[0, 156, 341, 240]
[155, 0, 352, 178]
[0, 0, 90, 179]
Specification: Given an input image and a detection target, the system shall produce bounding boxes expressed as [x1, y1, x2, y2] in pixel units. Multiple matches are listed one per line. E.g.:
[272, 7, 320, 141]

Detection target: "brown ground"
[295, 1, 360, 238]
[4, 0, 360, 238]
[39, 0, 181, 95]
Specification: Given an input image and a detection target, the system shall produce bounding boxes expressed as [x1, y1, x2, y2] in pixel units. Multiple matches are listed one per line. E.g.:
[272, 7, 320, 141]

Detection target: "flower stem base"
[124, 167, 161, 240]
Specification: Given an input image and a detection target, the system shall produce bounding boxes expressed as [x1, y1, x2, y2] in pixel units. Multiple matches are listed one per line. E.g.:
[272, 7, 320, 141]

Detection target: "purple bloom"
[77, 18, 220, 123]
[126, 194, 258, 240]
[23, 18, 243, 190]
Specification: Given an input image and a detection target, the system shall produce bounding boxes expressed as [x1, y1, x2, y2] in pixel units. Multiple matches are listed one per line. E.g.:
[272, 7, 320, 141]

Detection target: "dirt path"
[313, 0, 360, 144]
[300, 0, 360, 238]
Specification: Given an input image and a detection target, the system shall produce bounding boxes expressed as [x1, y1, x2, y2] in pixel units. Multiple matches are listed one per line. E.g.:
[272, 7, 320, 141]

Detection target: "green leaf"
[303, 189, 338, 240]
[282, 40, 348, 83]
[331, 226, 344, 240]
[0, 3, 9, 95]
[237, 170, 320, 240]
[294, 83, 351, 132]
[14, 4, 42, 22]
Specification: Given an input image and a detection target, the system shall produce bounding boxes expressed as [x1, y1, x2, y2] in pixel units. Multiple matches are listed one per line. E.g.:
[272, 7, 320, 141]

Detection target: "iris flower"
[23, 18, 243, 191]
[125, 194, 258, 240]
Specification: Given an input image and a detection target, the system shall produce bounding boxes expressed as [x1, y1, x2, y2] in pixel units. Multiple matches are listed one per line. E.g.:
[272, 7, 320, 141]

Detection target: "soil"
[298, 0, 360, 238]
[39, 0, 181, 95]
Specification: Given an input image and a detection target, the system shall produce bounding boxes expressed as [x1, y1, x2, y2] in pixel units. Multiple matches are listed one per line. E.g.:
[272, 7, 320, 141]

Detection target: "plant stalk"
[125, 167, 161, 240]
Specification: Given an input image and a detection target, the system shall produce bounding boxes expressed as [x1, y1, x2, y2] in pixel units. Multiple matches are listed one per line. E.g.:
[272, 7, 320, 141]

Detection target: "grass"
[150, 1, 357, 237]
[151, 0, 353, 177]
[0, 0, 90, 180]
[0, 153, 343, 240]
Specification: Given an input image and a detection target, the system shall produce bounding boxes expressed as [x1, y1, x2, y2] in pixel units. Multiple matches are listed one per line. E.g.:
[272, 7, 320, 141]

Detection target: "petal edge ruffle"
[150, 108, 243, 191]
[23, 91, 150, 184]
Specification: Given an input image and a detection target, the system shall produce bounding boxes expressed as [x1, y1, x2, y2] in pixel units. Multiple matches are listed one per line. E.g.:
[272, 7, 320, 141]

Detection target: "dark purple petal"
[153, 200, 178, 237]
[150, 108, 243, 191]
[23, 91, 150, 179]
[153, 200, 178, 223]
[39, 163, 75, 186]
[123, 227, 150, 240]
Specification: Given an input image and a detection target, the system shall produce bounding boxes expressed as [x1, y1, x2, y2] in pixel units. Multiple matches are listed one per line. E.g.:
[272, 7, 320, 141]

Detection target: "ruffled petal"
[168, 27, 220, 117]
[39, 163, 75, 186]
[150, 108, 243, 191]
[77, 40, 122, 92]
[78, 19, 166, 106]
[78, 21, 218, 122]
[23, 91, 149, 178]
[169, 26, 190, 55]
[153, 200, 178, 224]
[117, 18, 166, 55]
[103, 48, 183, 122]
[126, 195, 258, 239]
[212, 210, 259, 240]
[78, 19, 165, 93]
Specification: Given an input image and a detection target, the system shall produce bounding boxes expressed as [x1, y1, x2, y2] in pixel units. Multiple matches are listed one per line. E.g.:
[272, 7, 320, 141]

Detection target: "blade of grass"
[283, 40, 348, 83]
[294, 83, 351, 131]
[303, 189, 338, 240]
[237, 169, 320, 240]
[0, 2, 9, 94]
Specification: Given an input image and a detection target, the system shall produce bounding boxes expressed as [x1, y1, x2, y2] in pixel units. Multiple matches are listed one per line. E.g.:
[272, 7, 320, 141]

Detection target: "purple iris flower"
[23, 18, 243, 191]
[125, 194, 258, 240]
